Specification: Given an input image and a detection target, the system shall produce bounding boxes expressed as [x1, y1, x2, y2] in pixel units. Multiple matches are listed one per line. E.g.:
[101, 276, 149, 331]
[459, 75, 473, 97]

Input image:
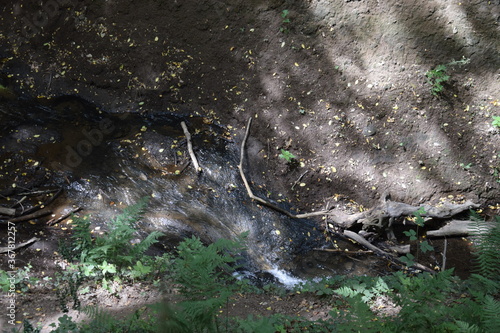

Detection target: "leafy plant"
[278, 149, 296, 162]
[400, 208, 434, 266]
[280, 9, 290, 33]
[425, 57, 470, 96]
[155, 234, 249, 333]
[426, 64, 449, 96]
[492, 116, 500, 129]
[0, 264, 38, 294]
[59, 197, 164, 291]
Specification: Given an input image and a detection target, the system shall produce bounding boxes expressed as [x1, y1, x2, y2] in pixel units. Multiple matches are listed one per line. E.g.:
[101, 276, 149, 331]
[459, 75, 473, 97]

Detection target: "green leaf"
[279, 149, 296, 162]
[492, 116, 500, 128]
[420, 240, 434, 253]
[403, 229, 418, 241]
[400, 253, 415, 267]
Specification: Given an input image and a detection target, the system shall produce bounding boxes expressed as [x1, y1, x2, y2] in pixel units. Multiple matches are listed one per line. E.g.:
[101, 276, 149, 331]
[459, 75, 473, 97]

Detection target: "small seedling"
[280, 10, 290, 33]
[279, 149, 296, 162]
[426, 64, 450, 96]
[492, 116, 500, 128]
[460, 162, 472, 170]
[425, 57, 470, 96]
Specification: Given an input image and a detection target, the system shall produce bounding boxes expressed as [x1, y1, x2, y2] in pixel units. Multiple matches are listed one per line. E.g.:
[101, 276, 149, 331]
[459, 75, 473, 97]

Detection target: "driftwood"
[0, 237, 38, 254]
[181, 121, 202, 173]
[427, 220, 495, 238]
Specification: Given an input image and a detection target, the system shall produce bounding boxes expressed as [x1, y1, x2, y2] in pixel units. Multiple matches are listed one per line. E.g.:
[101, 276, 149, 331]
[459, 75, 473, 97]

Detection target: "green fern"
[471, 215, 500, 281]
[482, 295, 500, 332]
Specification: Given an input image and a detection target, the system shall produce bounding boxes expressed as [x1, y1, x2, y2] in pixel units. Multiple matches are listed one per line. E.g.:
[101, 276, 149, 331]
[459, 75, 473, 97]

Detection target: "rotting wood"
[181, 121, 202, 173]
[426, 220, 495, 238]
[237, 117, 483, 274]
[0, 237, 38, 254]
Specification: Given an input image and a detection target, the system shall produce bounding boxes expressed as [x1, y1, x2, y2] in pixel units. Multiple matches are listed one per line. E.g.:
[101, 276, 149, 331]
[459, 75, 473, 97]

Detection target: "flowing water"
[0, 96, 390, 282]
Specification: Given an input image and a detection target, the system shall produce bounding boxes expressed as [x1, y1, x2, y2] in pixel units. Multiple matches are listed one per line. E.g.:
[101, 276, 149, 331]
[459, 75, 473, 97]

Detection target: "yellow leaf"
[294, 62, 299, 67]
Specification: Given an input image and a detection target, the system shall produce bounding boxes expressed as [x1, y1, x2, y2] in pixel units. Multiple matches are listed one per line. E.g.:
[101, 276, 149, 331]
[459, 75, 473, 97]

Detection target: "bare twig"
[0, 237, 38, 254]
[181, 121, 202, 173]
[291, 170, 308, 190]
[47, 207, 82, 226]
[442, 237, 447, 271]
[313, 248, 373, 254]
[22, 188, 63, 215]
[238, 117, 329, 219]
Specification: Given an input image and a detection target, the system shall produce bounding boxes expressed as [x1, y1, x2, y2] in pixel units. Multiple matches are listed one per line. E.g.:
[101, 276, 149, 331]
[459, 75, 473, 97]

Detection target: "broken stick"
[343, 230, 434, 273]
[238, 117, 328, 219]
[181, 121, 202, 173]
[0, 237, 38, 254]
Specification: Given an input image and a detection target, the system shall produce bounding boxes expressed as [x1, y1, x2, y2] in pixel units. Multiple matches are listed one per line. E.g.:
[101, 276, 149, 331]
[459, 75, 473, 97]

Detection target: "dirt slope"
[1, 0, 499, 212]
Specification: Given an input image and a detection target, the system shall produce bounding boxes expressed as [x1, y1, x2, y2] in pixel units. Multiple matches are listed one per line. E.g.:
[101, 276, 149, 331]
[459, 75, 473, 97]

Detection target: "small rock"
[362, 124, 377, 136]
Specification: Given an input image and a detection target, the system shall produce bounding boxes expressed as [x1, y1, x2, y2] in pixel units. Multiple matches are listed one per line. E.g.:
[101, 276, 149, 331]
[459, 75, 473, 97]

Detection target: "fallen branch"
[181, 121, 202, 173]
[47, 207, 82, 226]
[1, 209, 52, 224]
[0, 207, 16, 216]
[343, 230, 434, 273]
[313, 248, 373, 254]
[0, 237, 38, 254]
[426, 220, 495, 238]
[238, 117, 329, 219]
[21, 188, 63, 215]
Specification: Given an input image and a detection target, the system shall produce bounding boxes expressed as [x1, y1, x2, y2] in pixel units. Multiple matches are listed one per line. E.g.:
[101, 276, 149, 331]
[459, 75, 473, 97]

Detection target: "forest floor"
[0, 0, 499, 330]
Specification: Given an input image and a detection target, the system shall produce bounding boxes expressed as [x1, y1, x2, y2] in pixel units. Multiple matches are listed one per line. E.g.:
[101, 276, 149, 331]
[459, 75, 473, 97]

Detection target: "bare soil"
[0, 0, 499, 330]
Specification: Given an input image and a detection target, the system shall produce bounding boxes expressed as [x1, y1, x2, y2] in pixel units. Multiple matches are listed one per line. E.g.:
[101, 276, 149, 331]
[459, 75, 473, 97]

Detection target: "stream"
[0, 96, 388, 284]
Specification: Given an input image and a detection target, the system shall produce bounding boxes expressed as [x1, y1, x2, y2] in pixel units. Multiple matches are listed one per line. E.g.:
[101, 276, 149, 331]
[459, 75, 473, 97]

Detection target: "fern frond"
[482, 295, 500, 332]
[471, 215, 500, 280]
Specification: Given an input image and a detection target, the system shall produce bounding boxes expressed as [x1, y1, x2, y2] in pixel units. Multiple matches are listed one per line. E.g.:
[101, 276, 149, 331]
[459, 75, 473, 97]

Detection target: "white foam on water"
[266, 268, 306, 288]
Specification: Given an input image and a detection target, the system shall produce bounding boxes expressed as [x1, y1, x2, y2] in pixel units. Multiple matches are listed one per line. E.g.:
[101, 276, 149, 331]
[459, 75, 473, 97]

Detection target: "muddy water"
[0, 96, 390, 281]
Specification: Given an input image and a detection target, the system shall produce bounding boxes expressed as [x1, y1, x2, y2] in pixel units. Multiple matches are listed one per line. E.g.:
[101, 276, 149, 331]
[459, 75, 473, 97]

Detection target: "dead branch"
[238, 117, 329, 219]
[181, 121, 202, 173]
[3, 209, 52, 224]
[47, 207, 82, 226]
[426, 220, 495, 238]
[22, 188, 62, 215]
[343, 230, 434, 273]
[0, 207, 16, 216]
[313, 248, 373, 254]
[0, 237, 38, 254]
